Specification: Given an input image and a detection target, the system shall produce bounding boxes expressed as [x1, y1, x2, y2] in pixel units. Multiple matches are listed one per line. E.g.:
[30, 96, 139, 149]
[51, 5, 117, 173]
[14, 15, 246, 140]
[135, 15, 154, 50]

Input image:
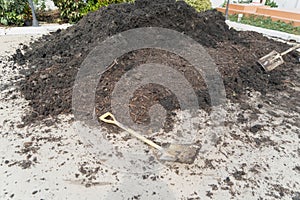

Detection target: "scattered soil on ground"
[10, 0, 299, 128]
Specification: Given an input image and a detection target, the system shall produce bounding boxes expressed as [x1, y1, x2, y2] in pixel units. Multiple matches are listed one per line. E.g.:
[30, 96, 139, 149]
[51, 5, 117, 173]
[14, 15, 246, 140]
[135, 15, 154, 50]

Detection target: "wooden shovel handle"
[281, 44, 300, 56]
[99, 112, 117, 125]
[99, 112, 163, 151]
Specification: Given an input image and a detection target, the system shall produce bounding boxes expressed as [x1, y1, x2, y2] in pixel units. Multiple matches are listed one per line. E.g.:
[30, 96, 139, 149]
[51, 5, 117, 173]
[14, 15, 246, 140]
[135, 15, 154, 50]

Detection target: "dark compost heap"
[12, 0, 299, 128]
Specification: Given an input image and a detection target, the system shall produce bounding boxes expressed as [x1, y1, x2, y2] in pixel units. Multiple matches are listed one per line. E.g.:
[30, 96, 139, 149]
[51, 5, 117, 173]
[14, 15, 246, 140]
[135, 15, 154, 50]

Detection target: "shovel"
[258, 44, 300, 71]
[99, 112, 200, 164]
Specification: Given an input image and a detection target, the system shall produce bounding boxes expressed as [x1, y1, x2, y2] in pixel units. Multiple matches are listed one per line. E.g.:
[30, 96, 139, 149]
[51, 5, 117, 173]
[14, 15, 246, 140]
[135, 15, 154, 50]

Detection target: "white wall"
[44, 0, 57, 10]
[211, 0, 225, 8]
[34, 0, 57, 11]
[210, 0, 300, 10]
[272, 0, 300, 11]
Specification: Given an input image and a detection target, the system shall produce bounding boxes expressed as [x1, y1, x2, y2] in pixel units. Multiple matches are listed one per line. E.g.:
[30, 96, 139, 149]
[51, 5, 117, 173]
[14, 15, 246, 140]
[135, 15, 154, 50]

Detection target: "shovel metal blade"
[258, 50, 284, 72]
[159, 144, 200, 164]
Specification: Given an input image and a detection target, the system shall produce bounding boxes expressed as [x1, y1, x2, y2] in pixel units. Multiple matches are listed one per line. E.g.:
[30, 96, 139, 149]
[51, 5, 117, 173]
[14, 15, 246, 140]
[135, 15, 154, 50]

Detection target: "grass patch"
[229, 14, 300, 35]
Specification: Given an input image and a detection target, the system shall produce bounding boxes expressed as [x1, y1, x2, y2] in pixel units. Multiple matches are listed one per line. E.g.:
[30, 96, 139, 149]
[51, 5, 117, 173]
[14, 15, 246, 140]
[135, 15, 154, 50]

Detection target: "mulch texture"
[12, 0, 299, 128]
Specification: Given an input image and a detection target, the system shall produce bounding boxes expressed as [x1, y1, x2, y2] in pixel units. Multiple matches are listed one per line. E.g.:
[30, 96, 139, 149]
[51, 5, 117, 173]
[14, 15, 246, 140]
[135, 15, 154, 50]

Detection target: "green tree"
[0, 0, 30, 26]
[183, 0, 212, 12]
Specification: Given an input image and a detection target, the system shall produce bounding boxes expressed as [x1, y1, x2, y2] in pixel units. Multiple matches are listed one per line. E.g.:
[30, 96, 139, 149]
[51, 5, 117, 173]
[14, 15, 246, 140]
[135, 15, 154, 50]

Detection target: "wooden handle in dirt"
[281, 44, 300, 56]
[99, 112, 163, 151]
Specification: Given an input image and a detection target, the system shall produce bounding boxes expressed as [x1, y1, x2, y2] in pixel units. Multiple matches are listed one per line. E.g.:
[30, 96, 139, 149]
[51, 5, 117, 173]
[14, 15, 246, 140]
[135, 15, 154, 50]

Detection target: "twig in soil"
[142, 94, 150, 101]
[282, 80, 296, 87]
[147, 131, 166, 139]
[104, 59, 118, 71]
[219, 148, 229, 159]
[231, 46, 241, 53]
[64, 179, 112, 186]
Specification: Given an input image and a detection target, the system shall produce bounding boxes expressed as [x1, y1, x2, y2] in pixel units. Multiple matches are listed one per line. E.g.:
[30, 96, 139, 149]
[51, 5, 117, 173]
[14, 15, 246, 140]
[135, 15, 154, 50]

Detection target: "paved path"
[0, 24, 71, 36]
[226, 20, 300, 43]
[0, 35, 39, 55]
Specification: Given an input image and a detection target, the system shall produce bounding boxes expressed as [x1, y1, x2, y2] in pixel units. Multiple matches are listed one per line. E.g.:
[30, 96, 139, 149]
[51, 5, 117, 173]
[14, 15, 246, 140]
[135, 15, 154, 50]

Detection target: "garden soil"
[10, 0, 299, 128]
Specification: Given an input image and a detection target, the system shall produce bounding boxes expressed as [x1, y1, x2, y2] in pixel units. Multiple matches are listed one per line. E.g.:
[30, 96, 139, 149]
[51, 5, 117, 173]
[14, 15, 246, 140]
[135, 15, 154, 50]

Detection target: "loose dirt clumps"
[11, 0, 299, 127]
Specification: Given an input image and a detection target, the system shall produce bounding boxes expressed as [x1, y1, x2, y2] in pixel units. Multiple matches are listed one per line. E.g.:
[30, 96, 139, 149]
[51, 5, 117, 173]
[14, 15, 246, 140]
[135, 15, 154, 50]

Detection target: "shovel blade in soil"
[159, 144, 200, 164]
[258, 50, 284, 72]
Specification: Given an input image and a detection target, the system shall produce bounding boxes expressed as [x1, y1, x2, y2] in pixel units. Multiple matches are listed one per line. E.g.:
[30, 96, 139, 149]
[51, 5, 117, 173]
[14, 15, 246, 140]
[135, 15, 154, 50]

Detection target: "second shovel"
[258, 44, 300, 72]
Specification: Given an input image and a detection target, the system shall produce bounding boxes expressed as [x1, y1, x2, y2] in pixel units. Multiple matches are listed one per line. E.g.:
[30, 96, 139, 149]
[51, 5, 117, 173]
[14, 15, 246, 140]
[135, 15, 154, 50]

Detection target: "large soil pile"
[12, 0, 299, 127]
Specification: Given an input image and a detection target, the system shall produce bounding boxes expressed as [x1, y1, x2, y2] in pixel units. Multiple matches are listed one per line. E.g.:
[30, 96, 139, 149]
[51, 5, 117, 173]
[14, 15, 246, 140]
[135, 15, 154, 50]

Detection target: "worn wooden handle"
[99, 112, 117, 125]
[99, 112, 163, 151]
[281, 44, 300, 56]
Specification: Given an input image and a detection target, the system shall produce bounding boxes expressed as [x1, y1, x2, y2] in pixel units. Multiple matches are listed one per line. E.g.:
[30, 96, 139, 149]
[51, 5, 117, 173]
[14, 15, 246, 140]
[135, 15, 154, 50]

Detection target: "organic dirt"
[11, 0, 299, 128]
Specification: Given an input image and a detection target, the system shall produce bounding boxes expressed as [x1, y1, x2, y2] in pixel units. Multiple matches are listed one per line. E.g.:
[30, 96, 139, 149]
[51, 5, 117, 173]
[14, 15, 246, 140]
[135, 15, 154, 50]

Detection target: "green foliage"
[52, 0, 133, 23]
[0, 0, 30, 26]
[183, 0, 211, 12]
[80, 0, 134, 16]
[53, 0, 85, 23]
[229, 14, 300, 35]
[265, 0, 278, 8]
[54, 0, 212, 23]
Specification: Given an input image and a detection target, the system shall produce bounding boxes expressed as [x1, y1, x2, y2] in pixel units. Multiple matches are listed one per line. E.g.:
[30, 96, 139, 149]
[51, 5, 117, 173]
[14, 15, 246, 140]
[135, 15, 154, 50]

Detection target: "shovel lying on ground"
[258, 44, 300, 72]
[99, 112, 200, 164]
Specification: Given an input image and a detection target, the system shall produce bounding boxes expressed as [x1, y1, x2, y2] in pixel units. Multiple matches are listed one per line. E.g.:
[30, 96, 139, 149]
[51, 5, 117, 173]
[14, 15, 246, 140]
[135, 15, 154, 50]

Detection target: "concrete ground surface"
[0, 35, 39, 55]
[0, 27, 299, 200]
[0, 24, 71, 36]
[226, 21, 300, 43]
